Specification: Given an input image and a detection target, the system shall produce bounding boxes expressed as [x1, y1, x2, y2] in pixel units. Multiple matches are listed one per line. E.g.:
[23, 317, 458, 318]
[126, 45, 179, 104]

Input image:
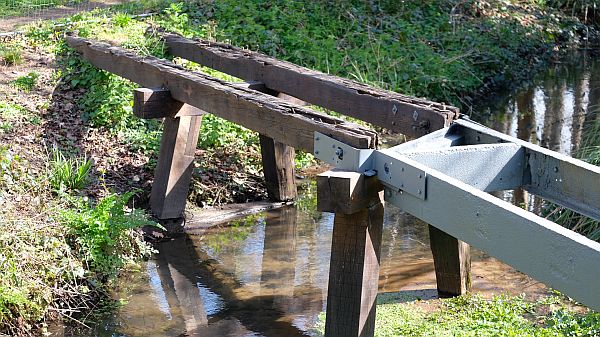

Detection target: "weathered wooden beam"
[325, 202, 384, 337]
[66, 36, 377, 153]
[316, 170, 384, 214]
[259, 135, 297, 201]
[161, 32, 459, 138]
[133, 87, 204, 118]
[428, 225, 471, 297]
[150, 115, 203, 219]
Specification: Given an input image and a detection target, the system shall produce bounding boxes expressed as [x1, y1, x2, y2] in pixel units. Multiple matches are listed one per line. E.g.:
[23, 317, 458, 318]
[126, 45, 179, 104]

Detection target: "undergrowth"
[0, 145, 158, 335]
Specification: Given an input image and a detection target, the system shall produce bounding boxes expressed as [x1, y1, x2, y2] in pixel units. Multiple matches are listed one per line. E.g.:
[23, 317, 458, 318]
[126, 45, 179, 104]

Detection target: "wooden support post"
[150, 115, 203, 219]
[428, 225, 471, 297]
[243, 83, 302, 202]
[259, 135, 297, 201]
[134, 88, 205, 220]
[317, 170, 384, 337]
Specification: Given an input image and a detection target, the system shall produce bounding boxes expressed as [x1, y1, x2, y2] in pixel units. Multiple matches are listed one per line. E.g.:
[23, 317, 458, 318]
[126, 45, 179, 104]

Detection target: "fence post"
[428, 225, 471, 297]
[317, 170, 384, 337]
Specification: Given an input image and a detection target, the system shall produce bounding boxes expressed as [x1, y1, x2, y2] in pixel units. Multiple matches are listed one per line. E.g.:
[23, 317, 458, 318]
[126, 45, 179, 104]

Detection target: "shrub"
[60, 192, 158, 281]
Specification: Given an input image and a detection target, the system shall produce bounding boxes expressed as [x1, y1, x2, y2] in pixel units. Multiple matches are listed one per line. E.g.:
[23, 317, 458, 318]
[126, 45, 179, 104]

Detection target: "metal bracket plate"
[314, 132, 426, 200]
[314, 132, 374, 172]
[374, 151, 427, 200]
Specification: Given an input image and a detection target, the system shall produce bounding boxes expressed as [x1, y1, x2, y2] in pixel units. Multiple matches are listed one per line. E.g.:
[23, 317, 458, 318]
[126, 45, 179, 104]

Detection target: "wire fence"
[0, 0, 132, 32]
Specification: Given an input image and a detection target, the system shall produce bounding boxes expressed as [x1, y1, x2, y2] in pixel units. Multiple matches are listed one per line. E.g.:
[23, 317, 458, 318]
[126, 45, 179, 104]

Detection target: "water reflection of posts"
[157, 237, 209, 336]
[317, 171, 385, 337]
[260, 206, 298, 312]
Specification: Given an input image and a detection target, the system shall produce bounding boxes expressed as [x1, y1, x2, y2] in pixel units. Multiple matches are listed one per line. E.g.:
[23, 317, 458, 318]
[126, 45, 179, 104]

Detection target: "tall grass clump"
[49, 148, 93, 193]
[0, 46, 23, 66]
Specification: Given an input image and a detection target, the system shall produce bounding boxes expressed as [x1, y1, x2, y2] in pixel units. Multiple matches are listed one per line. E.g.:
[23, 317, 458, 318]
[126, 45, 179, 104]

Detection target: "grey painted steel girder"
[314, 117, 600, 311]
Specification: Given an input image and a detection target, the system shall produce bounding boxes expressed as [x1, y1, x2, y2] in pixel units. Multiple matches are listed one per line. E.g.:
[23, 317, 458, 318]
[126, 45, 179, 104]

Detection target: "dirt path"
[0, 0, 130, 32]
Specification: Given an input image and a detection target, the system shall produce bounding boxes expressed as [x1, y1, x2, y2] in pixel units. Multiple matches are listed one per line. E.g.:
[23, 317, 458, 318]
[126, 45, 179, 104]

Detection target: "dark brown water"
[68, 52, 599, 337]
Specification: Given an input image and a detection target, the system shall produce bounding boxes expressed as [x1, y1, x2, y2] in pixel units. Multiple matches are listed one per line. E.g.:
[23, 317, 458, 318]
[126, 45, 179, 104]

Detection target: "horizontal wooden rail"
[161, 32, 459, 138]
[65, 36, 377, 152]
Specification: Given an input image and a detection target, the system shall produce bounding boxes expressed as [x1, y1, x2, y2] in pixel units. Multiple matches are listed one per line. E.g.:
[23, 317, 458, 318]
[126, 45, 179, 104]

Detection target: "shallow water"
[71, 51, 599, 337]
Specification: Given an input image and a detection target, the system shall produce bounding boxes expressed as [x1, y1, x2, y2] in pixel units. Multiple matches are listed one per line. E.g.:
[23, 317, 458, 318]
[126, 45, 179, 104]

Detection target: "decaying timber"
[66, 36, 377, 153]
[161, 32, 459, 138]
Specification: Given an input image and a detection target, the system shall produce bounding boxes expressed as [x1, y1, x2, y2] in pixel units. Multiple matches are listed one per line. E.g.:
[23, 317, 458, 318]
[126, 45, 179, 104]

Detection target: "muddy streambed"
[59, 51, 599, 336]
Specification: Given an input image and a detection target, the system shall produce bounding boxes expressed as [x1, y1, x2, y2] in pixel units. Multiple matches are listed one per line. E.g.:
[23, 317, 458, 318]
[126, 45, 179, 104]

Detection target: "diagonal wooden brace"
[134, 88, 205, 219]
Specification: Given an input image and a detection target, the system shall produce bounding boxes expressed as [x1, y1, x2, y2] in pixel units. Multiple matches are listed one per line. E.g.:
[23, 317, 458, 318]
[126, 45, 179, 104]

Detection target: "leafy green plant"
[11, 72, 39, 92]
[198, 114, 258, 148]
[49, 148, 93, 193]
[60, 192, 158, 280]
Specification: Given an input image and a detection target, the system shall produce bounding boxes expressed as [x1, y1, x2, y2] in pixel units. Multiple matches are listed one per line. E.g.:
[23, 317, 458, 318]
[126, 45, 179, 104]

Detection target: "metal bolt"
[413, 110, 419, 121]
[401, 167, 405, 172]
[315, 150, 319, 155]
[418, 174, 422, 179]
[384, 163, 390, 174]
[418, 189, 422, 195]
[476, 211, 480, 217]
[332, 144, 336, 149]
[315, 136, 320, 141]
[476, 135, 481, 142]
[335, 147, 344, 160]
[554, 166, 559, 173]
[392, 105, 398, 115]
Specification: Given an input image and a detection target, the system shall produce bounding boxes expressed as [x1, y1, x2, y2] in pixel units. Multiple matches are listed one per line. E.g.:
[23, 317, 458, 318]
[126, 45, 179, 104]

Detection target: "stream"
[57, 51, 600, 337]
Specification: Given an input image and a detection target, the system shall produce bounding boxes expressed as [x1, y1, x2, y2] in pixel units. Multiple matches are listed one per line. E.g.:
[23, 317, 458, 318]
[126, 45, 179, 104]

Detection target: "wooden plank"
[162, 32, 459, 138]
[325, 202, 384, 337]
[259, 134, 297, 201]
[428, 225, 471, 297]
[316, 170, 384, 214]
[150, 115, 202, 219]
[386, 155, 600, 311]
[66, 36, 377, 153]
[133, 87, 204, 118]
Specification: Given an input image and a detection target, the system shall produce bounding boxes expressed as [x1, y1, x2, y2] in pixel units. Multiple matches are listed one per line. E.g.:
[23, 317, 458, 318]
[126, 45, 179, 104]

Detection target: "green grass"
[313, 294, 600, 337]
[0, 45, 23, 66]
[0, 0, 82, 18]
[48, 148, 93, 193]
